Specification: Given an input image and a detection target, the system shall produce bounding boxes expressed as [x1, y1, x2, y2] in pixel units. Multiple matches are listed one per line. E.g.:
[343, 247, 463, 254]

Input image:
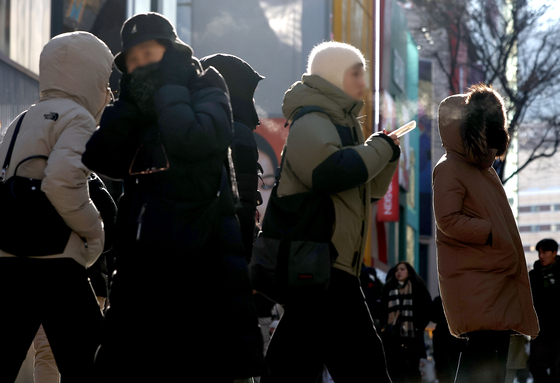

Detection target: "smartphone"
[393, 121, 417, 138]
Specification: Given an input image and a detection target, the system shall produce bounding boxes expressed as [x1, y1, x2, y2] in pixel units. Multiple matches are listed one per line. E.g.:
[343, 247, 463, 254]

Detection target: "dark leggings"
[262, 268, 391, 383]
[455, 330, 510, 383]
[529, 332, 560, 383]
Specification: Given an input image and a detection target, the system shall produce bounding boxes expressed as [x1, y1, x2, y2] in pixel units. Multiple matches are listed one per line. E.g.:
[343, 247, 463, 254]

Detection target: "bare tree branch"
[410, 0, 560, 184]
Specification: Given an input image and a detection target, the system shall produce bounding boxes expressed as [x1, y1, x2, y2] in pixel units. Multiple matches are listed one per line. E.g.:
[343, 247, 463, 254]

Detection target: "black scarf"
[130, 62, 163, 119]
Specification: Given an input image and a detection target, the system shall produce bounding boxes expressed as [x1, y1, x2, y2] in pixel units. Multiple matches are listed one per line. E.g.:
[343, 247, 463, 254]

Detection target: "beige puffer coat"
[0, 32, 113, 267]
[433, 94, 539, 338]
[280, 74, 399, 278]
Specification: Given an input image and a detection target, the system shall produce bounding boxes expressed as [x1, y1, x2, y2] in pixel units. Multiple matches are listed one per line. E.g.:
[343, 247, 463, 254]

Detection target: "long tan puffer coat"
[433, 93, 539, 338]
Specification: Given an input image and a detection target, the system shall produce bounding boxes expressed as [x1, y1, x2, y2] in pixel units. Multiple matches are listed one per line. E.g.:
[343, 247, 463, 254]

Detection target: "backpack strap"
[276, 106, 329, 182]
[1, 112, 27, 182]
[291, 106, 328, 124]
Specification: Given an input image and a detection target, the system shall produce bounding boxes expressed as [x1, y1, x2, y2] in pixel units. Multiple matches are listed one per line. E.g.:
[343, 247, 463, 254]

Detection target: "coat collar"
[282, 74, 363, 125]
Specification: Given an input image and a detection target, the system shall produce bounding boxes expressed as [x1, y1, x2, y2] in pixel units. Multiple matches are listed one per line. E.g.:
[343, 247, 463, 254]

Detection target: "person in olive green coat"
[262, 41, 400, 383]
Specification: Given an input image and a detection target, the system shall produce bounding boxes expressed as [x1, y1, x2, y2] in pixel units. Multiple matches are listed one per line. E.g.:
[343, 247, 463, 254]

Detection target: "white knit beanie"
[307, 41, 366, 90]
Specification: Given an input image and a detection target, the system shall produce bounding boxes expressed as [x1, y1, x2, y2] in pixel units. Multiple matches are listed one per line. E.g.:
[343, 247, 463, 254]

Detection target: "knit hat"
[307, 41, 366, 90]
[114, 12, 193, 73]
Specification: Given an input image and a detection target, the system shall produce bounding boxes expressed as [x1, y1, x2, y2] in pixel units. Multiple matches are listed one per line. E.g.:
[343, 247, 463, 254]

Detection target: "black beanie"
[114, 12, 193, 74]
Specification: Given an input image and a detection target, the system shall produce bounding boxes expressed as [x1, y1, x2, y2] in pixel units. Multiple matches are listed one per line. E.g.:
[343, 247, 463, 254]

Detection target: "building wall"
[401, 2, 452, 296]
[518, 148, 560, 268]
[7, 0, 51, 75]
[0, 53, 39, 133]
[189, 0, 330, 118]
[380, 0, 420, 274]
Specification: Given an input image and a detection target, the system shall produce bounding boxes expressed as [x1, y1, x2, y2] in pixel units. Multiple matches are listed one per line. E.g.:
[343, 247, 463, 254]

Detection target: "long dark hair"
[385, 261, 427, 290]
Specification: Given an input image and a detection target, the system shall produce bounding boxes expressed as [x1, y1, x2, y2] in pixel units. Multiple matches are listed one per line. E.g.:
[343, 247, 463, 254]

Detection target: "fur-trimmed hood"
[433, 88, 538, 339]
[438, 86, 508, 168]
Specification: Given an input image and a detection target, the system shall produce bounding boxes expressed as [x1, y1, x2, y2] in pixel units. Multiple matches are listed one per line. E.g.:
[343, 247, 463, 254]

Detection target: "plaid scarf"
[387, 280, 415, 338]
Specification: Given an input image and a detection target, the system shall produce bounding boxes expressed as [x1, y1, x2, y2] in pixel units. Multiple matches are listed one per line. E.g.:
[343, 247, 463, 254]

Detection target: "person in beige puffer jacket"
[0, 32, 112, 383]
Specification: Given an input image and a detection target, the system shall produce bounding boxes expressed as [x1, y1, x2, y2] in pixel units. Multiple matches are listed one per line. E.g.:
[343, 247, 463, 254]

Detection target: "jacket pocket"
[488, 230, 518, 274]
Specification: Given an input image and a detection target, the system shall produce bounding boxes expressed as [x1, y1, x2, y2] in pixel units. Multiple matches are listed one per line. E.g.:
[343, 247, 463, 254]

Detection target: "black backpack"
[249, 106, 353, 304]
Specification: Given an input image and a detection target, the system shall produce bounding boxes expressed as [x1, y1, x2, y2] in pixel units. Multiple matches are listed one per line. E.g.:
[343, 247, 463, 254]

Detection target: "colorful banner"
[377, 168, 399, 222]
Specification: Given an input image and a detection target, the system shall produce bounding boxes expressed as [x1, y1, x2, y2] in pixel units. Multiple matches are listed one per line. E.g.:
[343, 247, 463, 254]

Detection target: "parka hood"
[438, 94, 496, 168]
[282, 74, 363, 124]
[200, 54, 264, 130]
[39, 32, 113, 124]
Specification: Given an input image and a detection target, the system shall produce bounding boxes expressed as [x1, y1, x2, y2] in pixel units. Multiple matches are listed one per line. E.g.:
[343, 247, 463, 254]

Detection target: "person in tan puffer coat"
[0, 32, 112, 383]
[433, 84, 539, 383]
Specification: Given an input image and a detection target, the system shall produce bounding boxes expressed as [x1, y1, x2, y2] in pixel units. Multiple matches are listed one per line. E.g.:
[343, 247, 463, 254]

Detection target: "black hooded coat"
[529, 257, 560, 335]
[200, 53, 264, 262]
[82, 50, 266, 380]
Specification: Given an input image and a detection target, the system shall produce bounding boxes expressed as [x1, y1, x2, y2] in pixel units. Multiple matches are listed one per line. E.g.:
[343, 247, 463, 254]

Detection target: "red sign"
[377, 169, 399, 222]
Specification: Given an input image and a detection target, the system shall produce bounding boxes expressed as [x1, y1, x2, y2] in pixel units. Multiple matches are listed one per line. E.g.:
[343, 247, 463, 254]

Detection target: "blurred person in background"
[431, 295, 465, 383]
[254, 132, 278, 225]
[200, 53, 264, 262]
[360, 263, 386, 328]
[380, 261, 432, 383]
[529, 238, 560, 382]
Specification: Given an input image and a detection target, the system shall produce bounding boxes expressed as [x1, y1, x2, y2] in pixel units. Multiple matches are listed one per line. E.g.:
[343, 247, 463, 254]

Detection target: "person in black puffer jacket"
[200, 53, 264, 263]
[529, 238, 560, 382]
[82, 12, 266, 383]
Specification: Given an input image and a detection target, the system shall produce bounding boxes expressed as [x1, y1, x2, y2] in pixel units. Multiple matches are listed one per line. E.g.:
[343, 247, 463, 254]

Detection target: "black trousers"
[455, 330, 510, 383]
[529, 331, 560, 383]
[95, 239, 258, 383]
[262, 268, 391, 383]
[384, 338, 424, 383]
[0, 258, 103, 383]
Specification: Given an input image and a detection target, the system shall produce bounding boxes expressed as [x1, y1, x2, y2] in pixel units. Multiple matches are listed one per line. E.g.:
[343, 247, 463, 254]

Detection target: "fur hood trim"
[461, 84, 509, 165]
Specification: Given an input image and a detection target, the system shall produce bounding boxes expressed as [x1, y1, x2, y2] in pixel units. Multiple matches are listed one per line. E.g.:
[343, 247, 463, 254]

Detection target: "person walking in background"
[0, 31, 112, 383]
[261, 41, 400, 383]
[431, 296, 465, 383]
[529, 238, 560, 382]
[432, 84, 539, 383]
[82, 12, 266, 382]
[200, 53, 264, 263]
[380, 261, 432, 383]
[200, 54, 270, 383]
[253, 132, 279, 224]
[360, 263, 386, 328]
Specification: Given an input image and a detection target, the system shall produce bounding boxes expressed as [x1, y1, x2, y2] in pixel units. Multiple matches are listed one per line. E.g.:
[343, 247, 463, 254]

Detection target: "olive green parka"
[279, 74, 399, 278]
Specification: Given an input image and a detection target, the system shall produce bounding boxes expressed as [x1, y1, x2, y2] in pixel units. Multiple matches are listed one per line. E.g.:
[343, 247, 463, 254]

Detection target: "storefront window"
[176, 0, 191, 44]
[0, 0, 9, 56]
[63, 0, 109, 32]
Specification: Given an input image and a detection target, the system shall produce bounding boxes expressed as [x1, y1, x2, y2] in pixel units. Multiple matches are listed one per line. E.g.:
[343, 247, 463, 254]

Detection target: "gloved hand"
[190, 66, 228, 94]
[159, 47, 197, 88]
[117, 73, 133, 103]
[367, 131, 401, 162]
